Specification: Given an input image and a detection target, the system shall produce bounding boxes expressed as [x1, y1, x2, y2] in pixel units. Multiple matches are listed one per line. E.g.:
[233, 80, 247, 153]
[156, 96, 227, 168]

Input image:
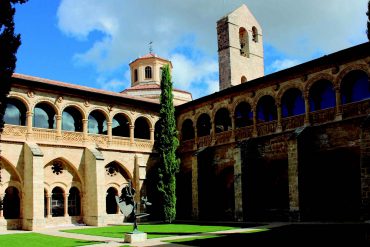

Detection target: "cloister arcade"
[179, 68, 370, 142]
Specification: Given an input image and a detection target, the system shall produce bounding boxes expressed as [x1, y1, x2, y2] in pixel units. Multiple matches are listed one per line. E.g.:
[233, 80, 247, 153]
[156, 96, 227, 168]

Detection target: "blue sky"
[14, 0, 368, 99]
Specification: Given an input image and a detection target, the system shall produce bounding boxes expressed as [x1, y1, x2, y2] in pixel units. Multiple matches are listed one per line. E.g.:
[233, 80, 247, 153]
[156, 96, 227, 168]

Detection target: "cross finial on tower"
[149, 41, 153, 54]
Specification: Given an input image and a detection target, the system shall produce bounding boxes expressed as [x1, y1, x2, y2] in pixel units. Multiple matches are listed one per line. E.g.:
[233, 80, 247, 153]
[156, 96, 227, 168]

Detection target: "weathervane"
[149, 41, 153, 54]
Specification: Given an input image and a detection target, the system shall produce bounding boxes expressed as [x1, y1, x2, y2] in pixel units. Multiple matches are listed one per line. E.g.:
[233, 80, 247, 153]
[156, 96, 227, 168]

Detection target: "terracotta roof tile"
[122, 83, 192, 95]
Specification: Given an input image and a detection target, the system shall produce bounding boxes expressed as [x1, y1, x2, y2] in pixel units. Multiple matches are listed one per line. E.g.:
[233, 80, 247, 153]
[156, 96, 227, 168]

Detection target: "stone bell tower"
[217, 4, 264, 90]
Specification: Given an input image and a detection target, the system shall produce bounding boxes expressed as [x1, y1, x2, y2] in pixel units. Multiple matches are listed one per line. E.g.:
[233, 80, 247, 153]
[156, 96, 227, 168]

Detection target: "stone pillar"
[210, 120, 215, 141]
[233, 147, 243, 221]
[287, 139, 300, 220]
[150, 127, 155, 144]
[56, 115, 62, 139]
[46, 194, 51, 218]
[82, 119, 88, 141]
[83, 147, 105, 226]
[304, 93, 310, 126]
[26, 111, 33, 139]
[130, 124, 135, 144]
[107, 121, 112, 144]
[360, 118, 370, 221]
[335, 87, 342, 120]
[23, 142, 45, 230]
[64, 193, 69, 217]
[191, 155, 199, 219]
[252, 109, 257, 137]
[230, 113, 236, 141]
[276, 102, 282, 132]
[194, 127, 198, 149]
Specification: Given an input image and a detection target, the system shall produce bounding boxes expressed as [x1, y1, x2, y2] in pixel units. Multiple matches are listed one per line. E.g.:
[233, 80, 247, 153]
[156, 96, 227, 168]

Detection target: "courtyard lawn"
[62, 224, 241, 239]
[0, 233, 101, 247]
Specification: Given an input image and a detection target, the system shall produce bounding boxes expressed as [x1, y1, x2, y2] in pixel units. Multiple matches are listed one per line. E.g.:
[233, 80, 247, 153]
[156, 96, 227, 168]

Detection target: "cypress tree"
[0, 0, 28, 132]
[156, 64, 180, 223]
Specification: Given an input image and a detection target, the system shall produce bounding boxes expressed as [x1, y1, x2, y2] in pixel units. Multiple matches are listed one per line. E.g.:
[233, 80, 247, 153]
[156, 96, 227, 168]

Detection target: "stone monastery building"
[0, 4, 369, 230]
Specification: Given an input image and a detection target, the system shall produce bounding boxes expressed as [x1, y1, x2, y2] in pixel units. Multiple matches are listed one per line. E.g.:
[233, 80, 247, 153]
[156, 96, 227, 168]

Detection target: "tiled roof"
[12, 73, 159, 104]
[122, 83, 192, 95]
[129, 53, 172, 65]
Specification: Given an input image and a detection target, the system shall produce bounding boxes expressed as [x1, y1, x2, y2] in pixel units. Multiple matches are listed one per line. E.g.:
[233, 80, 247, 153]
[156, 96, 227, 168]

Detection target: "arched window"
[181, 119, 195, 141]
[4, 98, 27, 126]
[106, 187, 118, 214]
[3, 186, 20, 219]
[196, 113, 211, 137]
[88, 110, 107, 134]
[134, 69, 138, 82]
[33, 102, 56, 129]
[241, 76, 247, 84]
[341, 70, 370, 104]
[252, 26, 258, 42]
[256, 95, 277, 122]
[68, 187, 81, 216]
[62, 106, 82, 132]
[134, 117, 150, 139]
[309, 80, 335, 111]
[235, 102, 253, 128]
[239, 27, 249, 57]
[214, 108, 231, 133]
[51, 187, 64, 217]
[145, 66, 152, 79]
[281, 88, 305, 117]
[112, 114, 130, 137]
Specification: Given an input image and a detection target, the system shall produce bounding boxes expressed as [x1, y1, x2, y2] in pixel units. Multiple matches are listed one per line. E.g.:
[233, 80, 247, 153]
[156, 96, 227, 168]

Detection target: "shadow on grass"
[166, 224, 370, 246]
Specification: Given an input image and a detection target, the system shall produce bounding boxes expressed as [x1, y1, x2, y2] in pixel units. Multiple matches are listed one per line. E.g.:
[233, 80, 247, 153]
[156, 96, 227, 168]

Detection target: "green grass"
[0, 233, 101, 247]
[63, 224, 241, 239]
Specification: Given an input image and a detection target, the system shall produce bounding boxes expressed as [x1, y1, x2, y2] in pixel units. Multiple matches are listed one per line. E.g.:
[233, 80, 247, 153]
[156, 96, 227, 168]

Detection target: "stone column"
[335, 87, 342, 120]
[45, 194, 51, 218]
[56, 115, 62, 139]
[304, 93, 310, 126]
[287, 133, 301, 221]
[210, 120, 215, 141]
[191, 155, 199, 219]
[194, 127, 198, 149]
[64, 193, 69, 217]
[276, 102, 282, 132]
[150, 127, 155, 144]
[107, 121, 112, 144]
[26, 111, 33, 139]
[252, 109, 257, 137]
[360, 120, 370, 221]
[23, 142, 44, 230]
[233, 147, 243, 221]
[130, 124, 135, 144]
[82, 119, 88, 142]
[230, 113, 236, 141]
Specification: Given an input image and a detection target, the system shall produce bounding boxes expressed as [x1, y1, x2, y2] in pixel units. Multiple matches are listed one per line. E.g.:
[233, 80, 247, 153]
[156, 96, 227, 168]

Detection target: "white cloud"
[268, 59, 301, 73]
[57, 0, 368, 97]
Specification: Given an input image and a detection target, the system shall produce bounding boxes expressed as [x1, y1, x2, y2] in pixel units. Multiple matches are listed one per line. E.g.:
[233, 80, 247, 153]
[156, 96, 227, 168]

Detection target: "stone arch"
[105, 182, 121, 192]
[194, 107, 211, 123]
[181, 119, 195, 141]
[105, 160, 133, 181]
[88, 108, 109, 134]
[335, 63, 370, 88]
[112, 112, 132, 137]
[61, 105, 84, 132]
[0, 156, 23, 191]
[86, 107, 110, 120]
[239, 27, 249, 57]
[234, 101, 253, 128]
[50, 182, 68, 192]
[44, 157, 84, 190]
[212, 102, 232, 120]
[252, 26, 259, 42]
[232, 97, 254, 113]
[196, 113, 211, 137]
[32, 98, 60, 115]
[276, 83, 304, 104]
[7, 93, 31, 112]
[133, 114, 153, 129]
[60, 103, 87, 120]
[309, 78, 336, 111]
[214, 108, 232, 133]
[254, 90, 277, 111]
[304, 73, 334, 93]
[134, 116, 152, 139]
[256, 95, 277, 122]
[111, 111, 133, 126]
[340, 69, 370, 104]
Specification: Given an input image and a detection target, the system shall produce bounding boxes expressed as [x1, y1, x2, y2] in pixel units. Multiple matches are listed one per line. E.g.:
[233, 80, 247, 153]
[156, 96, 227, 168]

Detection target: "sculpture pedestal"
[124, 232, 147, 243]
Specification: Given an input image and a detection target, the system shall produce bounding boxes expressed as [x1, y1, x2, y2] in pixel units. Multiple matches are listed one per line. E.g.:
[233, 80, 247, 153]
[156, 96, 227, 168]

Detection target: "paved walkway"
[29, 223, 287, 247]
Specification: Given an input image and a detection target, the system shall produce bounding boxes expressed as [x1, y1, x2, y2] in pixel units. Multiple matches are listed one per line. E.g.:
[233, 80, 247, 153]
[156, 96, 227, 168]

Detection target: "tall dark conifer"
[0, 0, 27, 132]
[367, 0, 370, 40]
[156, 64, 180, 223]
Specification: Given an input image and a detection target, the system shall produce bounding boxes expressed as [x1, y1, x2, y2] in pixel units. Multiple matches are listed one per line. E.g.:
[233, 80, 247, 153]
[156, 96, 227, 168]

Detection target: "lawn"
[0, 233, 101, 247]
[63, 223, 241, 239]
